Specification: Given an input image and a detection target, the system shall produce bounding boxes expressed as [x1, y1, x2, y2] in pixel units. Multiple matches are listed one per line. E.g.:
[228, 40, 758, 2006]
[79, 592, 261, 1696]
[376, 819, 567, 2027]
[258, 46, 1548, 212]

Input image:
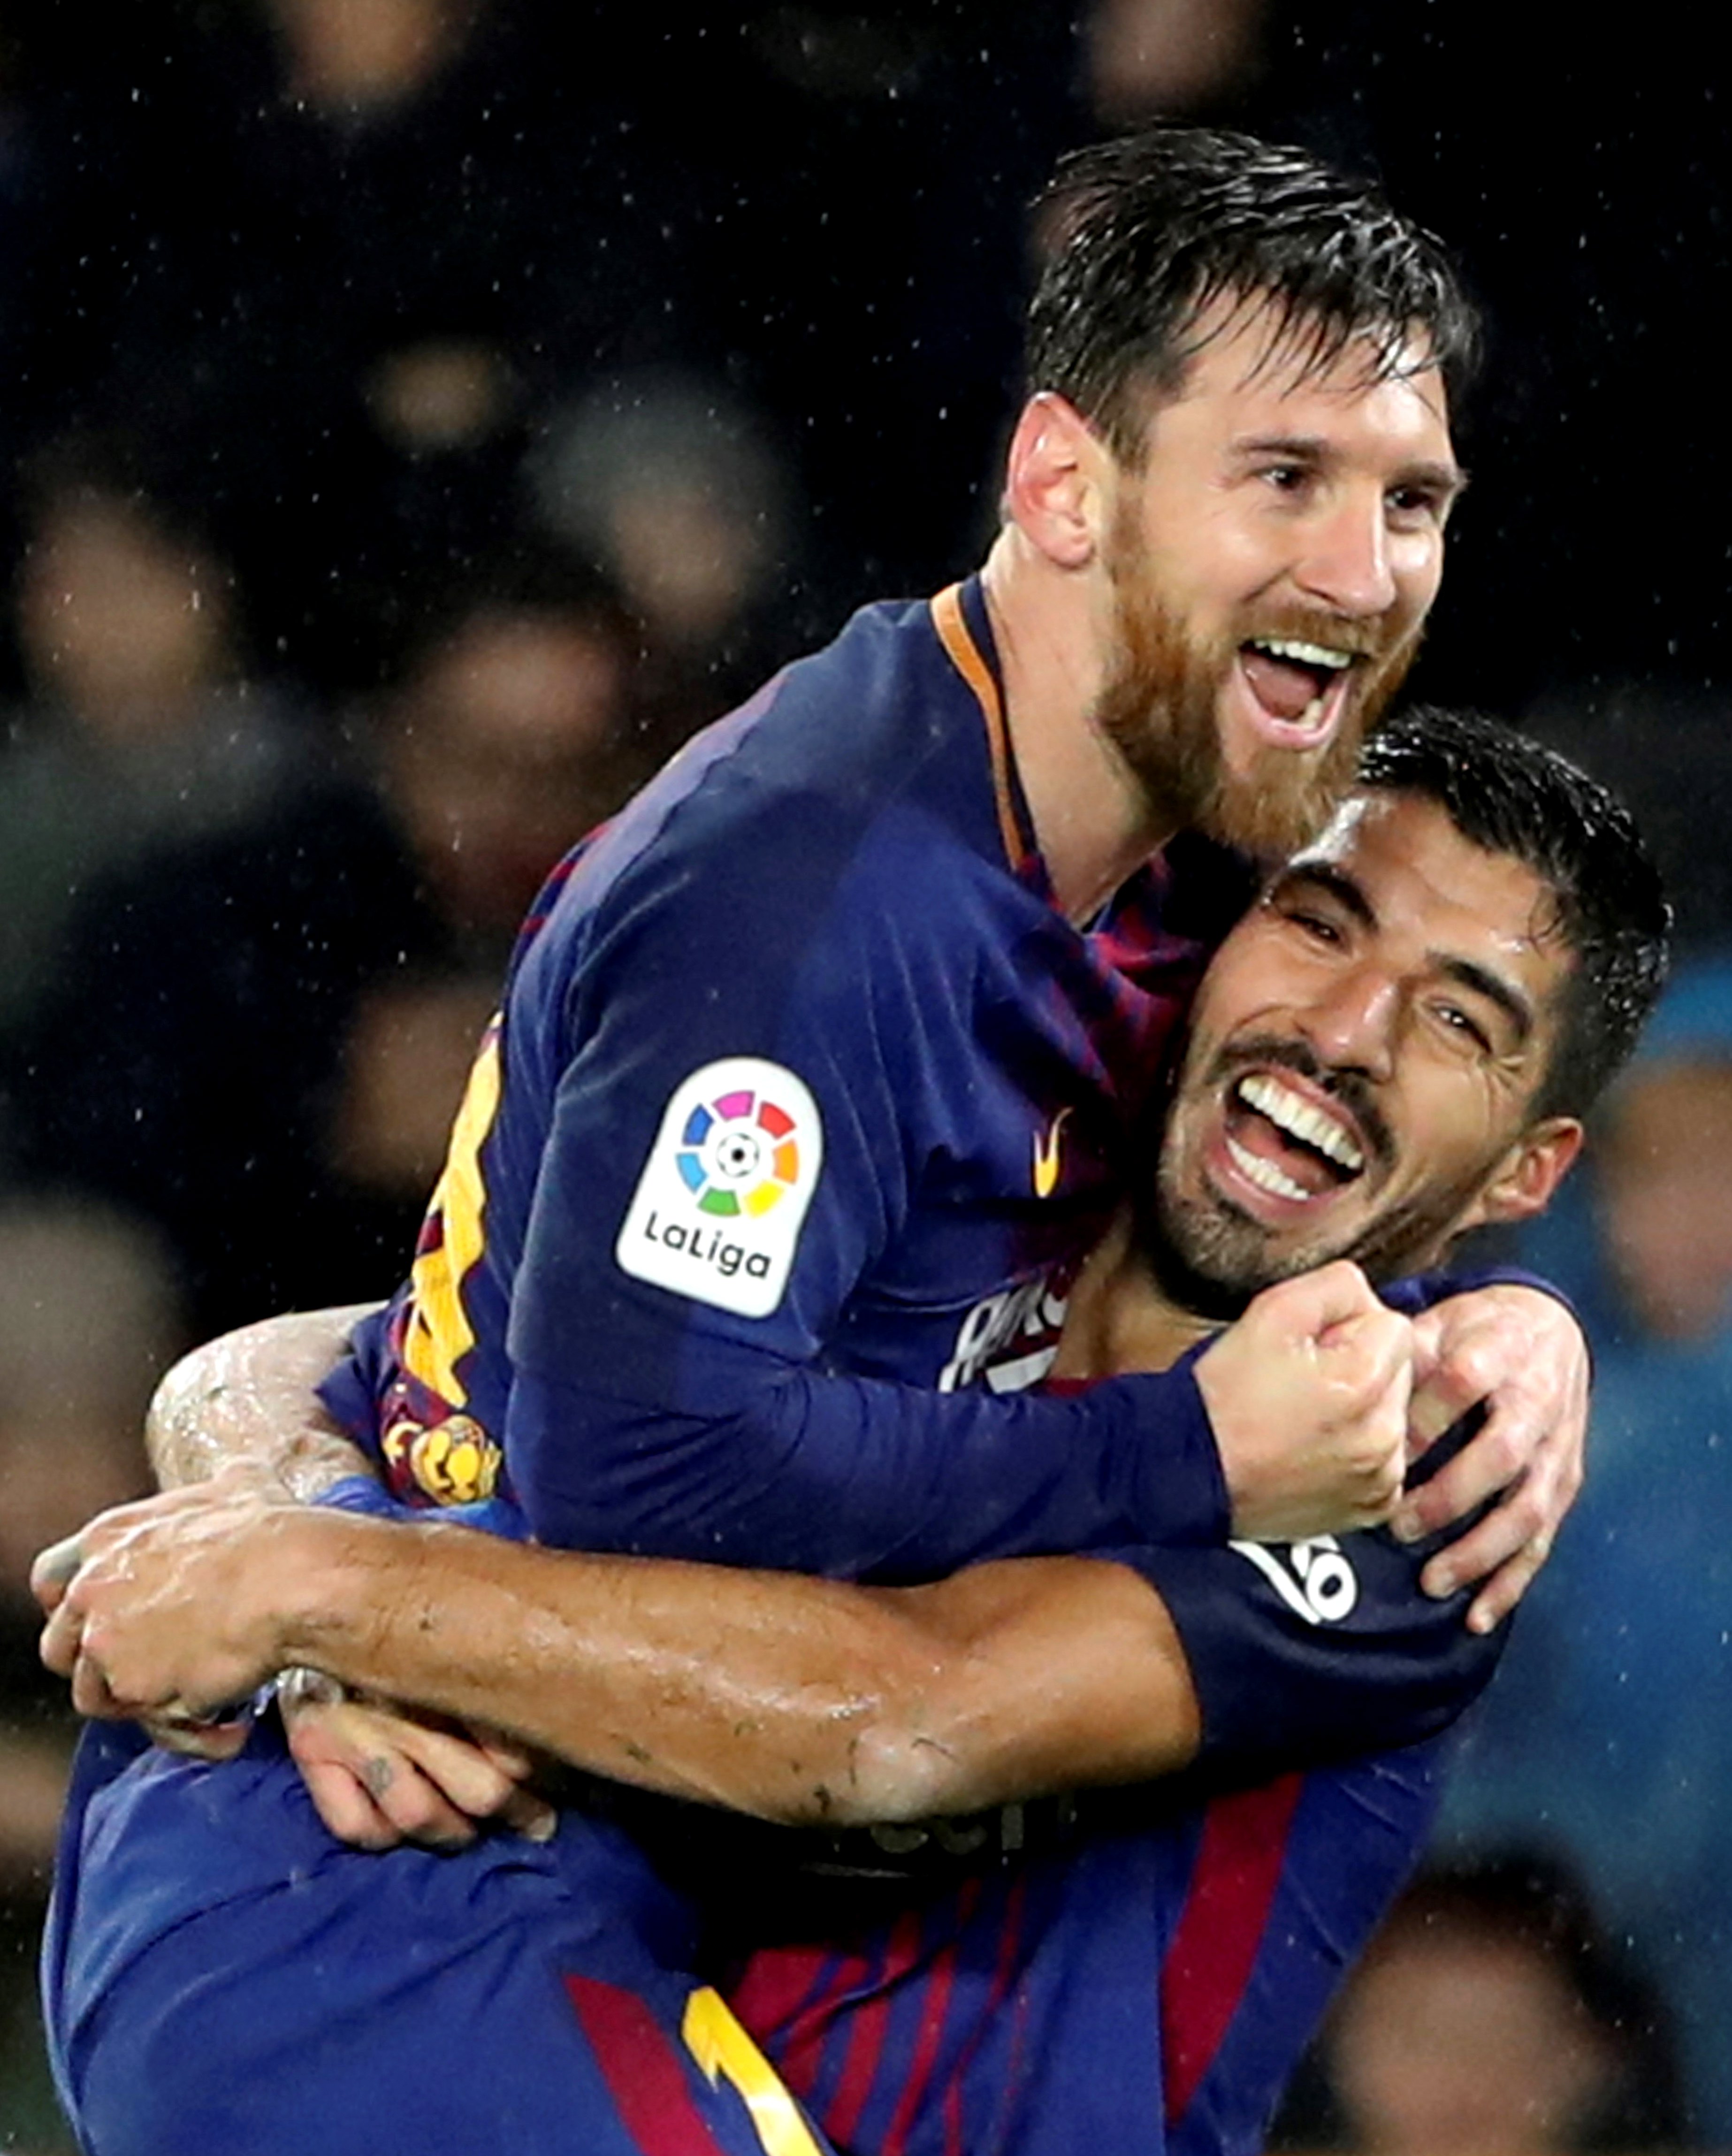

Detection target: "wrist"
[260, 1507, 363, 1674]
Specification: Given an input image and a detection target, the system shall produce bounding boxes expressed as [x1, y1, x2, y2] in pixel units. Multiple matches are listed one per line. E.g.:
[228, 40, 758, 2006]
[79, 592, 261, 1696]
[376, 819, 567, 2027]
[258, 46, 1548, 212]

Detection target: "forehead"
[1284, 791, 1569, 999]
[1144, 294, 1455, 464]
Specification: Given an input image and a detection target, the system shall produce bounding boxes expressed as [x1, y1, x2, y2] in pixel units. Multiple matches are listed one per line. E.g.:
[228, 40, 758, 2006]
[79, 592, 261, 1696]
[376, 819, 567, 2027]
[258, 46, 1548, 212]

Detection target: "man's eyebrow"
[1400, 458, 1469, 501]
[1273, 860, 1375, 927]
[1232, 432, 1331, 463]
[1230, 433, 1468, 497]
[1437, 956, 1534, 1045]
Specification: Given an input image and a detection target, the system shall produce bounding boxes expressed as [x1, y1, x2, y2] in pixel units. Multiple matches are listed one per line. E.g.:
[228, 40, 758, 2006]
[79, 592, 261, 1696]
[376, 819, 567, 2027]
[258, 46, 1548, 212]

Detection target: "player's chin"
[1207, 743, 1361, 859]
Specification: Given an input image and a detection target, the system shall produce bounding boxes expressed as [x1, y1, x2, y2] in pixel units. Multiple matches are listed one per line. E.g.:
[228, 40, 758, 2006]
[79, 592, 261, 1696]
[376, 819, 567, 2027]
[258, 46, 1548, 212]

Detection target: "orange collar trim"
[931, 582, 1030, 874]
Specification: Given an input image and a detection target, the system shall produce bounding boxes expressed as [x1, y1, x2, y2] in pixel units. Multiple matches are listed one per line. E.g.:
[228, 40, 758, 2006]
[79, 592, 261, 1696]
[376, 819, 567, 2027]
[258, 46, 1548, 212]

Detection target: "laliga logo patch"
[617, 1057, 823, 1318]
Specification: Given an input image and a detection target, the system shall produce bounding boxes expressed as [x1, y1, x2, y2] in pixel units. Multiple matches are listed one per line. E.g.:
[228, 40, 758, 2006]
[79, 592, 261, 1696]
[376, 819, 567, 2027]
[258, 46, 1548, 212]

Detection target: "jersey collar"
[931, 577, 1044, 886]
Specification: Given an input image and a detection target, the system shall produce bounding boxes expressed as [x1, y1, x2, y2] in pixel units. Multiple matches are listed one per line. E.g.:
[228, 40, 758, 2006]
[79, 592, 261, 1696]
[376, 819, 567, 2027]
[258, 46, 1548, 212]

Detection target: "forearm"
[90, 1496, 1201, 1826]
[313, 1528, 1202, 1823]
[146, 1306, 383, 1496]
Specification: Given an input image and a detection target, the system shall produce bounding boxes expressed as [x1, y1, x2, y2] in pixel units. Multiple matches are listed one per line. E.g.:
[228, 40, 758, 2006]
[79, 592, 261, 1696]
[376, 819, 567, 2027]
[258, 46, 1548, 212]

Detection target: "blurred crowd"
[0, 1, 1727, 2148]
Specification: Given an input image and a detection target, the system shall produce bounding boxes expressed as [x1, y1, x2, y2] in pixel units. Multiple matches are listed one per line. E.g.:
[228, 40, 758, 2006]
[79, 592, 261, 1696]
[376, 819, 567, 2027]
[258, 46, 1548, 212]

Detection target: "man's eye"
[1261, 464, 1309, 494]
[1387, 485, 1448, 528]
[1435, 1002, 1493, 1052]
[1285, 907, 1342, 945]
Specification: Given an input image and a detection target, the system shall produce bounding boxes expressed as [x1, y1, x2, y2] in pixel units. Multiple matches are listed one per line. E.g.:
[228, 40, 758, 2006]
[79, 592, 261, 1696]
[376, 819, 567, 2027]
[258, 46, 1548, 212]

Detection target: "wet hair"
[1359, 707, 1672, 1119]
[1025, 126, 1480, 465]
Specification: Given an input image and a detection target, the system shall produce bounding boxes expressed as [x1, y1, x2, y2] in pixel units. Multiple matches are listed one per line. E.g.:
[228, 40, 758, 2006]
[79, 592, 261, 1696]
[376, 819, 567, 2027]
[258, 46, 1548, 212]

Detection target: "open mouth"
[1235, 636, 1360, 743]
[1220, 1069, 1368, 1207]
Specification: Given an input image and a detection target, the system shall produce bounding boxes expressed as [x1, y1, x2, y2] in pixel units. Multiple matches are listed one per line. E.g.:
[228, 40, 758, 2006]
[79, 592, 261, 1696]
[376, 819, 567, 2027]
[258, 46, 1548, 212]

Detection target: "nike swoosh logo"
[1033, 1108, 1071, 1199]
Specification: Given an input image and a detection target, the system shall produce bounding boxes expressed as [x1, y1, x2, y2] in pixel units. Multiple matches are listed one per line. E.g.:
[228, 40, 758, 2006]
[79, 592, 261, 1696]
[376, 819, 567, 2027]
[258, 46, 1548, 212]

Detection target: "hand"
[280, 1669, 558, 1850]
[1198, 1260, 1413, 1542]
[34, 1467, 303, 1726]
[1395, 1285, 1588, 1630]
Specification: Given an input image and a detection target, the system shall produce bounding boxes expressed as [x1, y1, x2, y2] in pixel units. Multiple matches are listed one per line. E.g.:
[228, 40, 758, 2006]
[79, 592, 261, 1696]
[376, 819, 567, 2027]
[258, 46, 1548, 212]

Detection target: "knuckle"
[473, 1766, 516, 1812]
[1477, 1423, 1526, 1483]
[383, 1780, 444, 1836]
[284, 1717, 335, 1771]
[325, 1800, 396, 1851]
[71, 1664, 109, 1719]
[1448, 1339, 1503, 1397]
[1499, 1484, 1548, 1541]
[1425, 1362, 1477, 1414]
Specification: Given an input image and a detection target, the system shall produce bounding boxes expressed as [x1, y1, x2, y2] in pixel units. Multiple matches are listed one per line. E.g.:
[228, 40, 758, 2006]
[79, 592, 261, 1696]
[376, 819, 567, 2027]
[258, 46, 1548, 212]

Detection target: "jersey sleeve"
[314, 1304, 395, 1471]
[492, 800, 1230, 1579]
[1111, 1407, 1506, 1780]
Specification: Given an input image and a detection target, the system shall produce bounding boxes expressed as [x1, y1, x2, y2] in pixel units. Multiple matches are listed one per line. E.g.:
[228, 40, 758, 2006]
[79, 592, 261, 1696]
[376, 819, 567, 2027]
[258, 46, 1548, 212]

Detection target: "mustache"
[1201, 1033, 1397, 1174]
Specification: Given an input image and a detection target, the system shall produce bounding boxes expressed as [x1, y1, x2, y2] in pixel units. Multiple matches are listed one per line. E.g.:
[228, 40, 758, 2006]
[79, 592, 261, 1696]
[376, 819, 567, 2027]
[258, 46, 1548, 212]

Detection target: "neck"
[1050, 1211, 1218, 1381]
[980, 530, 1171, 924]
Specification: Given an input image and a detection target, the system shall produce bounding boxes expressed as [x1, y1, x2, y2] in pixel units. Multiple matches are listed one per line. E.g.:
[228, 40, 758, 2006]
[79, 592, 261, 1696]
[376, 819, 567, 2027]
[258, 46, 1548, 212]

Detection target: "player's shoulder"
[664, 589, 991, 840]
[544, 591, 1011, 947]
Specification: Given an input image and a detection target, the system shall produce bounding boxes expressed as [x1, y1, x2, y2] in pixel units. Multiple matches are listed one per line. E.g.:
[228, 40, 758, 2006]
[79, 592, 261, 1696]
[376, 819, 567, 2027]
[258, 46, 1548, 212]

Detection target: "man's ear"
[1462, 1116, 1586, 1233]
[1001, 392, 1113, 570]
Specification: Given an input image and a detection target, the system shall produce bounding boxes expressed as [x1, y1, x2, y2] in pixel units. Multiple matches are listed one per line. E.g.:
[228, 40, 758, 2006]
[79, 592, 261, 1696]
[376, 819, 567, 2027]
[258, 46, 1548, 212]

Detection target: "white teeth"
[1238, 1073, 1365, 1172]
[1225, 1132, 1311, 1202]
[1254, 638, 1354, 670]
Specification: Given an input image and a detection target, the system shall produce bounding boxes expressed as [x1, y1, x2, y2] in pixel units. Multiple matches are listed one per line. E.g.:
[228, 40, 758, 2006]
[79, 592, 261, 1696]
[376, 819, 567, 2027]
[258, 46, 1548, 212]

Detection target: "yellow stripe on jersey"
[681, 1987, 826, 2156]
[402, 1018, 504, 1406]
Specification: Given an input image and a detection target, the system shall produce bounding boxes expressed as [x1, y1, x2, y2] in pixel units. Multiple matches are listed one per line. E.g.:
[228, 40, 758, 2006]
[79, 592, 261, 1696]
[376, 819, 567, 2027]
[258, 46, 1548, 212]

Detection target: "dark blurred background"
[0, 5, 1726, 2149]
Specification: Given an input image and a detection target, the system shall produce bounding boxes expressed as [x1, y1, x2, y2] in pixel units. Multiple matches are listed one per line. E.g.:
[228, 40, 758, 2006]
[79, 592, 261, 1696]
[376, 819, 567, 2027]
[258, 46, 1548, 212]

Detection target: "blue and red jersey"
[323, 575, 1257, 1578]
[49, 579, 1520, 2156]
[725, 1744, 1453, 2156]
[712, 1367, 1505, 2156]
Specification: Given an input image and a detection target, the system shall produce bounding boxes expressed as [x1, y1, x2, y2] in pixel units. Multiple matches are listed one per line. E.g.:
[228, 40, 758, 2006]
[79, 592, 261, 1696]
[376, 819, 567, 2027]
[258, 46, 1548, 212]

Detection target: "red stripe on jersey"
[820, 1910, 926, 2150]
[1160, 1772, 1306, 2124]
[878, 1877, 982, 2156]
[562, 1975, 732, 2156]
[730, 1943, 872, 2100]
[939, 1869, 1026, 2156]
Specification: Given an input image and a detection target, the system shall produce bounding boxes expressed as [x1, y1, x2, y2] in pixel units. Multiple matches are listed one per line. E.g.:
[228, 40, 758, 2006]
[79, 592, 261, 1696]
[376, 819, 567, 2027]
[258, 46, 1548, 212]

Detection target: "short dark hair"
[1358, 707, 1672, 1118]
[1026, 126, 1480, 464]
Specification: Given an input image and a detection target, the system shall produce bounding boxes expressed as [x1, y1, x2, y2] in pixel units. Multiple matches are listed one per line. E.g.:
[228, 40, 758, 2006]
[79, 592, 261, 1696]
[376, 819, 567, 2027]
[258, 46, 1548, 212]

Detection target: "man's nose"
[1300, 966, 1399, 1077]
[1293, 490, 1397, 619]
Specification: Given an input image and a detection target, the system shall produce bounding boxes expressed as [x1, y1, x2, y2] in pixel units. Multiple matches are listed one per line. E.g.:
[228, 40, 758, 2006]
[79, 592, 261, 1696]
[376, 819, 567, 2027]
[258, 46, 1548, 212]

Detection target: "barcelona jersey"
[718, 1354, 1506, 2156]
[327, 576, 1256, 1577]
[47, 581, 1520, 2156]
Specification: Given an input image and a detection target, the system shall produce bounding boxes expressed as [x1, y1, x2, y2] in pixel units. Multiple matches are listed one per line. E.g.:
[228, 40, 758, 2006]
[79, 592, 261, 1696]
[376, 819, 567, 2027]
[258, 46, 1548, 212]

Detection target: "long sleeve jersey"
[325, 577, 1258, 1577]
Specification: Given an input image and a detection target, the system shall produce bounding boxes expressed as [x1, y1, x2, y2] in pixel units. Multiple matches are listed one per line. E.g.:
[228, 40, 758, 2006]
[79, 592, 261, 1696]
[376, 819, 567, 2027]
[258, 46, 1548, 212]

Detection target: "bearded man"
[37, 131, 1594, 2155]
[41, 710, 1670, 2155]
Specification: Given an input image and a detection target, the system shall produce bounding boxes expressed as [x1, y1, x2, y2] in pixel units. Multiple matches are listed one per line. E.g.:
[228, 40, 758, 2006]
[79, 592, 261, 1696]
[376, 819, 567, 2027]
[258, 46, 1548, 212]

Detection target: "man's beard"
[1141, 1035, 1488, 1317]
[1092, 507, 1417, 859]
[1142, 1037, 1395, 1318]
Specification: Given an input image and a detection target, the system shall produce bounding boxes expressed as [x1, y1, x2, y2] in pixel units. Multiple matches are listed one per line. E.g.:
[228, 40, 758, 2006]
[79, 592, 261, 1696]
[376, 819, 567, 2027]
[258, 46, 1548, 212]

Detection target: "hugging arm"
[38, 1474, 1203, 1826]
[38, 1312, 1501, 1836]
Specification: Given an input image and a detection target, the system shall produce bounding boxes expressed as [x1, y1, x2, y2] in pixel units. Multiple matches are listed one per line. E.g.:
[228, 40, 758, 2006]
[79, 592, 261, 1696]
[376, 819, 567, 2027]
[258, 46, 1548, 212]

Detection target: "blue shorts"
[45, 1720, 832, 2156]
